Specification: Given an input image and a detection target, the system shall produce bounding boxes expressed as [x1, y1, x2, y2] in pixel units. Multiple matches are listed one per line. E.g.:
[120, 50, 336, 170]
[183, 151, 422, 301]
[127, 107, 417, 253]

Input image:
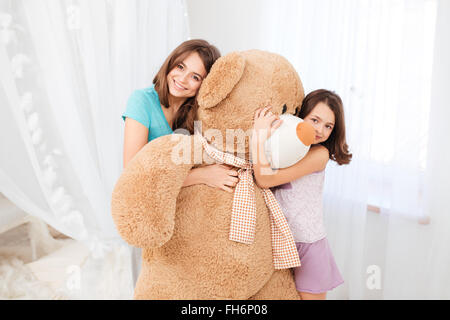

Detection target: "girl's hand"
[201, 164, 239, 193]
[252, 106, 283, 143]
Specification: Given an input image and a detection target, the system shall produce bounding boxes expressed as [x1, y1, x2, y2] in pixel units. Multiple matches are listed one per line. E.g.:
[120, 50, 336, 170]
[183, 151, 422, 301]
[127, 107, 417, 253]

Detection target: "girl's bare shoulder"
[309, 145, 329, 161]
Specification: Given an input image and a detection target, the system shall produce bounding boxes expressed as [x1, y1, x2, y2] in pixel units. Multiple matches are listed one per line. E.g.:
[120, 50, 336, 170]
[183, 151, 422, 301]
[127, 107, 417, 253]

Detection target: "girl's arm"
[182, 164, 239, 193]
[123, 117, 149, 169]
[251, 107, 328, 189]
[123, 118, 239, 192]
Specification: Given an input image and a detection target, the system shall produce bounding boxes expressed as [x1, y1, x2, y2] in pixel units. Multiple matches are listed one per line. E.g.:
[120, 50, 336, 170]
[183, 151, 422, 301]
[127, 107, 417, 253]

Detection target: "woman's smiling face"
[166, 51, 207, 100]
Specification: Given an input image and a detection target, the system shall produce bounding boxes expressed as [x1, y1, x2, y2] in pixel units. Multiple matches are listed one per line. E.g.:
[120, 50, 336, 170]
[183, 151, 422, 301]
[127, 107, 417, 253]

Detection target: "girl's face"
[167, 51, 207, 100]
[304, 102, 335, 144]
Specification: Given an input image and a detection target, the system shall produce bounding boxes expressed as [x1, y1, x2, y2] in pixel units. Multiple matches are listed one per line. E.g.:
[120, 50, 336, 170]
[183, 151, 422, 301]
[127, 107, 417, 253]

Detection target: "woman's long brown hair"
[295, 89, 352, 165]
[153, 39, 221, 134]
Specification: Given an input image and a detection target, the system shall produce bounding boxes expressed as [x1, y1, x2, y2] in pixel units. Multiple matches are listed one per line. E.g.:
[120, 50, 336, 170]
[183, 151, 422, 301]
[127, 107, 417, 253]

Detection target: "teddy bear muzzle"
[296, 121, 315, 146]
[264, 114, 315, 169]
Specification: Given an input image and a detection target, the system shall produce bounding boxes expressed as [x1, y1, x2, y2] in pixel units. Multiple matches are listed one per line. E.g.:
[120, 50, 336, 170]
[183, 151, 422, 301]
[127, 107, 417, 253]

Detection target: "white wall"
[186, 0, 263, 54]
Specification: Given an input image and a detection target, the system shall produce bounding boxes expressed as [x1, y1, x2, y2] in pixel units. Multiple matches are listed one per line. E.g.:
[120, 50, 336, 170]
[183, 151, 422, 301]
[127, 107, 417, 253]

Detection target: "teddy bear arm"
[111, 134, 195, 248]
[249, 269, 300, 300]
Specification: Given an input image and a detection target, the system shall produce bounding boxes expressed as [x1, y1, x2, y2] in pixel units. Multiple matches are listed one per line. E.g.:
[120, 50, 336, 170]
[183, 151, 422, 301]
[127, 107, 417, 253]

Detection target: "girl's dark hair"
[295, 89, 352, 165]
[153, 39, 221, 134]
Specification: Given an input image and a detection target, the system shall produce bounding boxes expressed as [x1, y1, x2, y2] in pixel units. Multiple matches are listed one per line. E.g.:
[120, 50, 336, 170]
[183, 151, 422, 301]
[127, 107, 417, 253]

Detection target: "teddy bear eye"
[282, 104, 287, 114]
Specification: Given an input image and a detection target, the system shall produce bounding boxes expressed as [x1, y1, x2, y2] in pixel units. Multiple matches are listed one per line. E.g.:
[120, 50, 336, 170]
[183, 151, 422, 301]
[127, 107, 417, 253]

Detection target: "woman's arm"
[251, 107, 328, 189]
[182, 164, 239, 193]
[123, 117, 149, 169]
[123, 117, 239, 192]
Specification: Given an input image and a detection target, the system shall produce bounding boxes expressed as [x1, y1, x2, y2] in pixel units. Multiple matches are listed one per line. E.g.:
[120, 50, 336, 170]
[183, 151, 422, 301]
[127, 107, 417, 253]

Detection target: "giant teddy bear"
[111, 50, 310, 299]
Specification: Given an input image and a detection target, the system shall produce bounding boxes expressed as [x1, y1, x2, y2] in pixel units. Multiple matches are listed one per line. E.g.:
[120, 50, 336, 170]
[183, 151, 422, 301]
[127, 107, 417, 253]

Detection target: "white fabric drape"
[382, 0, 450, 299]
[0, 0, 189, 262]
[259, 0, 448, 299]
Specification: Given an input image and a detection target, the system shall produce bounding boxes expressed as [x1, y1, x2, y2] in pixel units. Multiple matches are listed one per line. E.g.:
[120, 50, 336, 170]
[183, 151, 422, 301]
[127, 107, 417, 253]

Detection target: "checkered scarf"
[197, 135, 301, 269]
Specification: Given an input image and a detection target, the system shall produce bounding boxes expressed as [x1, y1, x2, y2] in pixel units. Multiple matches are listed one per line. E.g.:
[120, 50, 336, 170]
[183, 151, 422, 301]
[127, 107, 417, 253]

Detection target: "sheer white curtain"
[259, 0, 448, 299]
[0, 0, 189, 276]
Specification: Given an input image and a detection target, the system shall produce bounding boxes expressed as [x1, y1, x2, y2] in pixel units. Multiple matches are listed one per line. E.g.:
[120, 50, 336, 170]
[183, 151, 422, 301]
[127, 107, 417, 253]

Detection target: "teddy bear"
[111, 50, 312, 299]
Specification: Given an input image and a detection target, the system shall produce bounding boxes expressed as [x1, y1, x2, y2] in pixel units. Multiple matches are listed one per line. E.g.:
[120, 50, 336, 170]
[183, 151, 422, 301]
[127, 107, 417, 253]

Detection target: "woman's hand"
[183, 164, 239, 193]
[252, 106, 283, 144]
[201, 164, 239, 193]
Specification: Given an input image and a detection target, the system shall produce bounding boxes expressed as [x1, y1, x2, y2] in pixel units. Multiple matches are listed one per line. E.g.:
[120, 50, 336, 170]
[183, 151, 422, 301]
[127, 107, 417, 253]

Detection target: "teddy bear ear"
[197, 52, 246, 109]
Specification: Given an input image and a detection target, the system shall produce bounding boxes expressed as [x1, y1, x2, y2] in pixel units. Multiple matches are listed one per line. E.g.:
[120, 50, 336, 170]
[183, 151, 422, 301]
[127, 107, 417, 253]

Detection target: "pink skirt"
[293, 237, 344, 294]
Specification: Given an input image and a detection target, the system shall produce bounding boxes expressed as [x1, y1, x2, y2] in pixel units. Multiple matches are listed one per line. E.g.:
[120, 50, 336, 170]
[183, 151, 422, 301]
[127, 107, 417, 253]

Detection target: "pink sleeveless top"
[272, 170, 326, 243]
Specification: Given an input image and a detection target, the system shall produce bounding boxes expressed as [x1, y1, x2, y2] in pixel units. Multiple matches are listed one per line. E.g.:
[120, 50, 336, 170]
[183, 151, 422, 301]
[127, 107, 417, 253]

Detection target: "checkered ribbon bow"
[198, 135, 301, 269]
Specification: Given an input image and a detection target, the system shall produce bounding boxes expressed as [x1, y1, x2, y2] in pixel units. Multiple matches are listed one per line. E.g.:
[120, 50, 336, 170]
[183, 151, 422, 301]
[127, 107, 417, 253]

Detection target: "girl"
[122, 39, 239, 285]
[123, 39, 239, 192]
[251, 89, 352, 300]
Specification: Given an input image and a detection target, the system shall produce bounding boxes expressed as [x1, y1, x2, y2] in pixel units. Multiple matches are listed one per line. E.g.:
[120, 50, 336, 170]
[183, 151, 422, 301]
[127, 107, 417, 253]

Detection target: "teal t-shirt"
[122, 85, 173, 141]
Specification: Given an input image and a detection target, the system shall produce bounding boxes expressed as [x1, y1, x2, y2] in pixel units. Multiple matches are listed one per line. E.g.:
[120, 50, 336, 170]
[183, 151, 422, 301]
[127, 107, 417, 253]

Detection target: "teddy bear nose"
[296, 122, 315, 146]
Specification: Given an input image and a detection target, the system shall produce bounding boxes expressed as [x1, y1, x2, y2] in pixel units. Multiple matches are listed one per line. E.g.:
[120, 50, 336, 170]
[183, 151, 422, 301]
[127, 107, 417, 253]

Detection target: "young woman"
[122, 39, 239, 285]
[251, 89, 352, 300]
[123, 39, 239, 192]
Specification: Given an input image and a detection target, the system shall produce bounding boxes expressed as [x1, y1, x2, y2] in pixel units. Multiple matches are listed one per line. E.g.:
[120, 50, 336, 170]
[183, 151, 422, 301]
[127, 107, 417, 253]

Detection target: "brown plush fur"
[112, 50, 304, 299]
